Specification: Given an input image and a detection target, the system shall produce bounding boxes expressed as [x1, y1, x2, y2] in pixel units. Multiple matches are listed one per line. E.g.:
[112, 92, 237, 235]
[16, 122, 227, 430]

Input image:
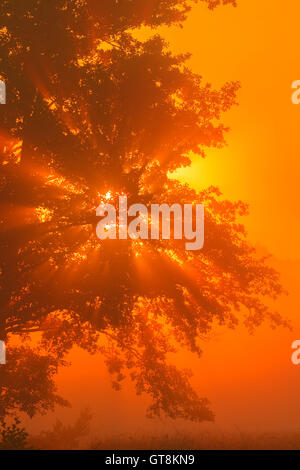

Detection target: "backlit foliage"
[0, 0, 285, 422]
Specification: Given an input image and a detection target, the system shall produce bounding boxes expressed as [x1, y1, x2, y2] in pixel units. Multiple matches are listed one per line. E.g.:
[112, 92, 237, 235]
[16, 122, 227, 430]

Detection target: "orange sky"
[167, 0, 300, 261]
[24, 0, 300, 438]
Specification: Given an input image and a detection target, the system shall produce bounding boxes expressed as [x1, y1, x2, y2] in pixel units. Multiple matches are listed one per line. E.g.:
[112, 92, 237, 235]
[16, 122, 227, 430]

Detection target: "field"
[89, 431, 300, 451]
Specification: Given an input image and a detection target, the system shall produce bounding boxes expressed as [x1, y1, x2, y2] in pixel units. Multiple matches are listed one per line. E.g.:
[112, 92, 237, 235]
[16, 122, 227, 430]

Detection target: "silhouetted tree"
[0, 345, 68, 419]
[0, 417, 30, 450]
[29, 408, 92, 450]
[0, 0, 284, 422]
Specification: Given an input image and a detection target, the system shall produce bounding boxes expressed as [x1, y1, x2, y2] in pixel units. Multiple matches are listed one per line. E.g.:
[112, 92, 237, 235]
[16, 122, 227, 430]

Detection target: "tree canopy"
[0, 0, 285, 423]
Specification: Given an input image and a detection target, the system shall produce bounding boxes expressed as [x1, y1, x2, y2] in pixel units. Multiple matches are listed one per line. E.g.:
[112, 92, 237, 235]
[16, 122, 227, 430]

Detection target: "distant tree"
[0, 0, 285, 422]
[29, 408, 92, 450]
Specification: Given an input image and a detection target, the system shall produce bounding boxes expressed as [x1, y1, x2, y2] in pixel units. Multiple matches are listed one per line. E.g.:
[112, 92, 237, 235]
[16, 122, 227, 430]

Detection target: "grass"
[90, 430, 300, 450]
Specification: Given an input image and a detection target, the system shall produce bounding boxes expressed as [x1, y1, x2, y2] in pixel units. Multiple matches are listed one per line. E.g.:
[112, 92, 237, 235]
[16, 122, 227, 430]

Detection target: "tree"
[0, 417, 30, 450]
[0, 345, 68, 419]
[0, 0, 285, 422]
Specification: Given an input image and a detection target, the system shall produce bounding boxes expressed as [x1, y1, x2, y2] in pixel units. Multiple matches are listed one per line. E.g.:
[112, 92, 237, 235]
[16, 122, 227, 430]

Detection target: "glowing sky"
[162, 0, 300, 261]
